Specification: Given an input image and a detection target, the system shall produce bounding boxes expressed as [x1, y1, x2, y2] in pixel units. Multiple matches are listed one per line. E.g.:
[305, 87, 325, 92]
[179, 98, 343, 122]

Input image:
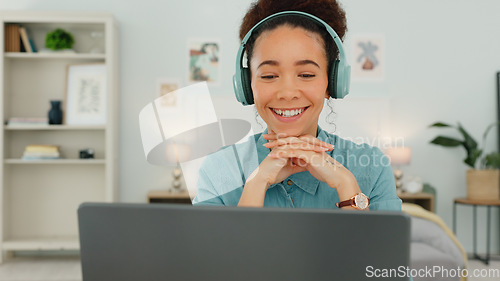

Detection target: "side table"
[147, 190, 192, 204]
[453, 198, 500, 265]
[398, 192, 435, 213]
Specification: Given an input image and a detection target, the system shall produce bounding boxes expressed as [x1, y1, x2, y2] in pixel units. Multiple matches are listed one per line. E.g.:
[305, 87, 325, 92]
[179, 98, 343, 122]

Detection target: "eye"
[260, 75, 278, 80]
[299, 74, 316, 78]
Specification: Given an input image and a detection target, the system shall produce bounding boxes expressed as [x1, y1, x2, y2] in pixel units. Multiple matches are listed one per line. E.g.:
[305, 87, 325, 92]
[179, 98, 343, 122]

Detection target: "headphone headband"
[233, 11, 350, 105]
[239, 11, 346, 62]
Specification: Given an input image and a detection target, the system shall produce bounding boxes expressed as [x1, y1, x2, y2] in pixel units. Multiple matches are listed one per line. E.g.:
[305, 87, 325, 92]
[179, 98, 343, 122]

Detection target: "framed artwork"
[65, 63, 107, 125]
[188, 39, 220, 84]
[351, 34, 385, 81]
[157, 78, 181, 108]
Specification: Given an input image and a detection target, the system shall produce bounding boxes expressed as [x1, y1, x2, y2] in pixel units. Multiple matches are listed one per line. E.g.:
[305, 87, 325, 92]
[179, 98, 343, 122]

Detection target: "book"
[19, 27, 32, 53]
[8, 117, 48, 122]
[7, 117, 48, 126]
[4, 25, 10, 52]
[22, 156, 59, 160]
[22, 144, 60, 160]
[5, 24, 21, 52]
[29, 38, 37, 52]
[23, 151, 60, 158]
[4, 25, 14, 52]
[24, 144, 59, 153]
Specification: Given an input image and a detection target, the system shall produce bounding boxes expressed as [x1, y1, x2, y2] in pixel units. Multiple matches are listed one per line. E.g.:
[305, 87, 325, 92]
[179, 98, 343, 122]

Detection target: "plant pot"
[466, 169, 500, 200]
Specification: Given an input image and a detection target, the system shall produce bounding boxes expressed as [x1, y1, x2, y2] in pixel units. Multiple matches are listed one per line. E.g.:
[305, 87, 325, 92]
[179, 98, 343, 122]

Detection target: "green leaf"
[457, 122, 478, 150]
[484, 152, 500, 169]
[429, 122, 452, 128]
[463, 148, 482, 169]
[430, 136, 462, 147]
[481, 121, 500, 151]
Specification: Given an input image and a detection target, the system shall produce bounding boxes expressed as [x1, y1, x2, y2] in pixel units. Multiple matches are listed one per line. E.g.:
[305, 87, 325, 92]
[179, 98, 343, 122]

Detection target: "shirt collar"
[288, 172, 320, 195]
[256, 126, 332, 195]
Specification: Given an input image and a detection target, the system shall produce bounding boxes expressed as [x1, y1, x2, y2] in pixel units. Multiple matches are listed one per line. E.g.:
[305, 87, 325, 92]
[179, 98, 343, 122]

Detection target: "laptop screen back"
[78, 203, 410, 281]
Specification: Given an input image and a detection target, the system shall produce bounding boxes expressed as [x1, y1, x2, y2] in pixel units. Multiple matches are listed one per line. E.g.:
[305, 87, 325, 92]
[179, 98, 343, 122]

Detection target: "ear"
[324, 89, 330, 99]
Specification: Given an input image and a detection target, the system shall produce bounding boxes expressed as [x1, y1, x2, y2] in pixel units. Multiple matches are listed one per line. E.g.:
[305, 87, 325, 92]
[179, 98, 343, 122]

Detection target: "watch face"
[354, 194, 369, 209]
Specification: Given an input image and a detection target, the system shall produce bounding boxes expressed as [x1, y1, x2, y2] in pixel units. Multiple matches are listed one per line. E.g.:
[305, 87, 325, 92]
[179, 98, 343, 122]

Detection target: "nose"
[276, 76, 301, 101]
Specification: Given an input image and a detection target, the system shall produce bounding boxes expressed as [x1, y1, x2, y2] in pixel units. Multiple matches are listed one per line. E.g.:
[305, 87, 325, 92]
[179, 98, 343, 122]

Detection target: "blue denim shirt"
[193, 126, 401, 211]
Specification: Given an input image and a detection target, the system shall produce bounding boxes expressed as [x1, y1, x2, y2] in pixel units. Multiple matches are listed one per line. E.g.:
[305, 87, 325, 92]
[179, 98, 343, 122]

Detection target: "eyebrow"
[295, 60, 320, 68]
[257, 59, 321, 69]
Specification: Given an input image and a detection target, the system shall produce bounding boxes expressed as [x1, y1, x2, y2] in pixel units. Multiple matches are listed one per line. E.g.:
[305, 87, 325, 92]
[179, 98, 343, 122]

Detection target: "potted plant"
[45, 28, 74, 51]
[429, 121, 500, 200]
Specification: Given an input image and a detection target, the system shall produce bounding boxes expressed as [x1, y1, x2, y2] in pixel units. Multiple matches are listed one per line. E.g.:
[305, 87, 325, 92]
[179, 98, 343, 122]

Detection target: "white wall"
[1, 0, 498, 255]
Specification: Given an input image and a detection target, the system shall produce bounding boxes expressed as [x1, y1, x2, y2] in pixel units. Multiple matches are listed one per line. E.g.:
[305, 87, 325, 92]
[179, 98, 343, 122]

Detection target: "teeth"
[273, 108, 305, 117]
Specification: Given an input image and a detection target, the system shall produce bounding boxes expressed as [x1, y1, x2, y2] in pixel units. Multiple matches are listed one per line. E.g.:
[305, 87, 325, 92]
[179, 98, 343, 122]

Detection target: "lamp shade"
[139, 82, 252, 165]
[385, 147, 411, 165]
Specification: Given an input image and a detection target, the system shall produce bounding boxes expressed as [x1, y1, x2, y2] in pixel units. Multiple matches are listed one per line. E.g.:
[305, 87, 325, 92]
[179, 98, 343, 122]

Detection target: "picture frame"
[350, 34, 385, 81]
[65, 63, 107, 125]
[187, 38, 220, 85]
[157, 77, 182, 108]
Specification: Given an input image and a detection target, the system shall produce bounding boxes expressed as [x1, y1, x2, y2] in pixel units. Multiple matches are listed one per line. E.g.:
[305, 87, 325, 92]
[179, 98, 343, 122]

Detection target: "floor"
[0, 257, 81, 281]
[466, 259, 500, 281]
[0, 256, 497, 281]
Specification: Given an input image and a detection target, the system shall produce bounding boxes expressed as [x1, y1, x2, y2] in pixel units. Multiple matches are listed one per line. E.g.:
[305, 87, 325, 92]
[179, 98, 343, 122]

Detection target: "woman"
[193, 0, 401, 211]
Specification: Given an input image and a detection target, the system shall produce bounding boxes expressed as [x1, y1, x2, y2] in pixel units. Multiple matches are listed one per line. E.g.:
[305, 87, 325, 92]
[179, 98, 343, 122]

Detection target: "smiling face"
[250, 25, 330, 137]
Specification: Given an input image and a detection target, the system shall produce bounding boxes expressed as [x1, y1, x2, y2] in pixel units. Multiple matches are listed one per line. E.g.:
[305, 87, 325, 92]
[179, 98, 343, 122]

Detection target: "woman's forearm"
[238, 177, 269, 207]
[328, 171, 365, 211]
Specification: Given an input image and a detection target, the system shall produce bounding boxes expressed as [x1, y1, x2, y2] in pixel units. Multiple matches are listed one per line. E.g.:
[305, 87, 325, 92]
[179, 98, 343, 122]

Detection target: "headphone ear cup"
[329, 59, 350, 99]
[328, 60, 339, 99]
[233, 73, 245, 105]
[233, 67, 253, 105]
[335, 59, 350, 99]
[241, 68, 254, 105]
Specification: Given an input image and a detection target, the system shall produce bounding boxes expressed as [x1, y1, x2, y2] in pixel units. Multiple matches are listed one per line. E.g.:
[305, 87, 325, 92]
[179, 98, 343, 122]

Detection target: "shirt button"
[287, 180, 293, 186]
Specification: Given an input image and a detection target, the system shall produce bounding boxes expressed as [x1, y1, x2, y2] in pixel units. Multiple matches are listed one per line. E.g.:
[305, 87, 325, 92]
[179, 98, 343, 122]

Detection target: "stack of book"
[22, 145, 60, 160]
[8, 117, 48, 126]
[4, 24, 37, 53]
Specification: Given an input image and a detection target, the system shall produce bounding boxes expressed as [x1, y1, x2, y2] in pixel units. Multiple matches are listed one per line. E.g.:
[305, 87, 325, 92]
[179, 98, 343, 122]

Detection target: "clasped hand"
[250, 132, 357, 192]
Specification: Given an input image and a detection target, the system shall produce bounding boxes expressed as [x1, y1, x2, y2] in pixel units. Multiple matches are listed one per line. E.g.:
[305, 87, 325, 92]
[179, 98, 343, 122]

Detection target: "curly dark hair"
[240, 0, 347, 41]
[239, 0, 347, 78]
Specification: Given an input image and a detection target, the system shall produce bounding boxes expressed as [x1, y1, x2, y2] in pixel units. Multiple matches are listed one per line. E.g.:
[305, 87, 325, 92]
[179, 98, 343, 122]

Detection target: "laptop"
[78, 203, 411, 281]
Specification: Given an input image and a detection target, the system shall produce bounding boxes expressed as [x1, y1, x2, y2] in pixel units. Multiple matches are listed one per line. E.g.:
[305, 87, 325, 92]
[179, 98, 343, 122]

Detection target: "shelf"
[2, 237, 79, 251]
[5, 124, 106, 130]
[4, 52, 105, 60]
[5, 159, 106, 164]
[0, 11, 117, 262]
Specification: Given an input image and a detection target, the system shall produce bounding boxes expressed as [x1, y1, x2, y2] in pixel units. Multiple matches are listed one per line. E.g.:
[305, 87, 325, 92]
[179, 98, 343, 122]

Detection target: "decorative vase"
[48, 100, 63, 124]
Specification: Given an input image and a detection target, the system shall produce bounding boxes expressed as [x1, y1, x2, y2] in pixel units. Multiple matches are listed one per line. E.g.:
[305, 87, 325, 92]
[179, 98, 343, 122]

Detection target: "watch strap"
[336, 193, 370, 209]
[336, 198, 355, 208]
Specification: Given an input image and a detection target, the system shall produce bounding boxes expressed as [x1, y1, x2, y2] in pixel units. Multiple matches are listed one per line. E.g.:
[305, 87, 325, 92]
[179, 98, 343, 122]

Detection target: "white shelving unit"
[0, 11, 118, 262]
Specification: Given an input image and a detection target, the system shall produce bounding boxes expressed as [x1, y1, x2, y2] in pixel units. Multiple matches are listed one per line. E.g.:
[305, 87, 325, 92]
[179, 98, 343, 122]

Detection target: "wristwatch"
[336, 193, 370, 210]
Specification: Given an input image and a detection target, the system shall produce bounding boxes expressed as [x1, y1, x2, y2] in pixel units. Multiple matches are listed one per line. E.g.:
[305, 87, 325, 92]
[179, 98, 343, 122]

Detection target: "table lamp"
[139, 82, 256, 197]
[384, 147, 411, 192]
[165, 143, 191, 192]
